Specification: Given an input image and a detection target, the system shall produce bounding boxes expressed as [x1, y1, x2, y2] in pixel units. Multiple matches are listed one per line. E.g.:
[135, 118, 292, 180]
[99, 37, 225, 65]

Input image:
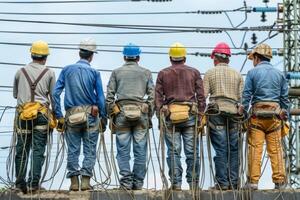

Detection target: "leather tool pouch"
[169, 104, 190, 124]
[252, 102, 281, 118]
[66, 106, 90, 126]
[122, 104, 142, 121]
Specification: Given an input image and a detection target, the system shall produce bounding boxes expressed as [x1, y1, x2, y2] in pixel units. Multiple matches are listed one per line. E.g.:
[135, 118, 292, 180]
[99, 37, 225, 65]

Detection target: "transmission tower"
[281, 0, 300, 188]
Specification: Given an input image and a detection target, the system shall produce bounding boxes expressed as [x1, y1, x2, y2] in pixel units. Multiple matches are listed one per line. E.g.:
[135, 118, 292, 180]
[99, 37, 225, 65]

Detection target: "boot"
[81, 176, 92, 191]
[69, 176, 79, 191]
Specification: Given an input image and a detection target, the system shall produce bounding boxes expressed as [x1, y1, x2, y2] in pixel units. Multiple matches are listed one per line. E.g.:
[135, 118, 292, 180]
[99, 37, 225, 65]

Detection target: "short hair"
[31, 55, 47, 61]
[170, 57, 185, 64]
[214, 54, 229, 63]
[79, 49, 94, 60]
[124, 56, 139, 62]
[254, 53, 270, 62]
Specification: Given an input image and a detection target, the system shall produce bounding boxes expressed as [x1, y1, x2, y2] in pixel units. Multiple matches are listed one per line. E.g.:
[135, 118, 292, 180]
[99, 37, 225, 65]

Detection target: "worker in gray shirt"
[13, 40, 56, 194]
[106, 43, 154, 190]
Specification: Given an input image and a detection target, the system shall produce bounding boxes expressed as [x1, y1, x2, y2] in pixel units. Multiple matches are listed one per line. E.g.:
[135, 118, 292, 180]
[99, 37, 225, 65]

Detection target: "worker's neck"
[32, 60, 46, 65]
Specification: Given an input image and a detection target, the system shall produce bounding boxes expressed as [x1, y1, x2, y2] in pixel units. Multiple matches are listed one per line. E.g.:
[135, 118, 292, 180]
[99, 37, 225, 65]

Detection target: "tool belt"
[65, 105, 92, 126]
[117, 100, 149, 122]
[252, 102, 281, 118]
[168, 102, 197, 124]
[208, 97, 238, 115]
[17, 102, 56, 130]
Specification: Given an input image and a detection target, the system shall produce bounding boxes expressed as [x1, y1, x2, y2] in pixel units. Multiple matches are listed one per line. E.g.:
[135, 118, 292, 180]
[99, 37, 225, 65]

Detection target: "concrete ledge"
[1, 189, 300, 200]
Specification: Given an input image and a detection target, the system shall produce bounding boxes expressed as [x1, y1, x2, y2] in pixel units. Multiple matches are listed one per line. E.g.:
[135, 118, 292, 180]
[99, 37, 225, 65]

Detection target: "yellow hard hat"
[248, 43, 272, 60]
[169, 42, 187, 60]
[30, 40, 50, 56]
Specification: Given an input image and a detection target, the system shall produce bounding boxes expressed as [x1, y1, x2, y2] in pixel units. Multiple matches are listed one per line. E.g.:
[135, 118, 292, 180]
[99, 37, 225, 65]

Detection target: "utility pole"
[281, 0, 300, 188]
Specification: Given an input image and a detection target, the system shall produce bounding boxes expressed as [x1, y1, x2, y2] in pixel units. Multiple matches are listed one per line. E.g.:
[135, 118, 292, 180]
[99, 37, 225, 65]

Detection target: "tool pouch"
[122, 104, 142, 121]
[66, 106, 91, 126]
[252, 102, 281, 118]
[169, 104, 190, 124]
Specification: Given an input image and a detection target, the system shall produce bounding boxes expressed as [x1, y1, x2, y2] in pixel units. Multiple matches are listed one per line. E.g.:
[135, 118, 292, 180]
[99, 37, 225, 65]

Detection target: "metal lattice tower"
[282, 0, 300, 188]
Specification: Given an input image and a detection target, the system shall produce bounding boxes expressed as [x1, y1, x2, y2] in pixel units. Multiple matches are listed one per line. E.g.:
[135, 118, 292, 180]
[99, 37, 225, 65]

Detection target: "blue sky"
[0, 0, 283, 190]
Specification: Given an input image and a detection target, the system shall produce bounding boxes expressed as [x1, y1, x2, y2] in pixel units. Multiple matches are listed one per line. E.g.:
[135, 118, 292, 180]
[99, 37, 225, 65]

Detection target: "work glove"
[160, 105, 170, 117]
[99, 117, 107, 133]
[279, 109, 288, 121]
[197, 115, 206, 136]
[57, 118, 65, 133]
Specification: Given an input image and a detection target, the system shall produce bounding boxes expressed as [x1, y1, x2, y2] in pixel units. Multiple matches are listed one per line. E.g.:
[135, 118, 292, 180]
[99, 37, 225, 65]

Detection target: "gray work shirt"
[13, 62, 56, 106]
[106, 61, 155, 114]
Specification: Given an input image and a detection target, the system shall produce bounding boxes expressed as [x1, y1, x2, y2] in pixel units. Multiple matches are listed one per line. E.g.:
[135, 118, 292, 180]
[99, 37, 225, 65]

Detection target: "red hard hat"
[211, 42, 231, 59]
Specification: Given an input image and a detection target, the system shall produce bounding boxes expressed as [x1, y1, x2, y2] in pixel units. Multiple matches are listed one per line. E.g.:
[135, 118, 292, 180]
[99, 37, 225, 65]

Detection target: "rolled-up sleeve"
[52, 70, 65, 119]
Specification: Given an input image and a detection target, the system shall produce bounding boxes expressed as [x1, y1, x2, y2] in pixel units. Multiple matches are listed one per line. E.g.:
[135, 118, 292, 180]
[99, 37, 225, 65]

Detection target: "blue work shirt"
[242, 61, 289, 111]
[53, 59, 106, 119]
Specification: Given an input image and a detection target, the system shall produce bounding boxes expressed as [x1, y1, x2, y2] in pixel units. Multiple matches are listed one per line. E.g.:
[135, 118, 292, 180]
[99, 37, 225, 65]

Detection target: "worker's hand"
[237, 104, 244, 116]
[91, 106, 99, 117]
[279, 109, 288, 121]
[99, 117, 107, 133]
[57, 118, 65, 133]
[160, 105, 170, 117]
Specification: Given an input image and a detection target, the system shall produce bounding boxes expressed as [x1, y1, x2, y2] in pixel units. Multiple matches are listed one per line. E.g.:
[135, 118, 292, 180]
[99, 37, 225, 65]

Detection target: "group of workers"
[12, 38, 289, 194]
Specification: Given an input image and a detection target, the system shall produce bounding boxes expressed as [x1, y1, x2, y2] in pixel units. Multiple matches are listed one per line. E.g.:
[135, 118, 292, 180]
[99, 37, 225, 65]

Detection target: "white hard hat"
[79, 38, 98, 53]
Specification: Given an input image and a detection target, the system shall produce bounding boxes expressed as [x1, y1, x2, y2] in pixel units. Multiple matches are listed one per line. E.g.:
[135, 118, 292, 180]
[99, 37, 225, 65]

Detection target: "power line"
[0, 8, 247, 16]
[0, 18, 279, 32]
[0, 41, 286, 50]
[0, 0, 148, 4]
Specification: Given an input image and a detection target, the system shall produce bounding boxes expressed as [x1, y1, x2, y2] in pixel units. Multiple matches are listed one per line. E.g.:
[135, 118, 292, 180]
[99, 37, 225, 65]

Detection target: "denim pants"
[208, 114, 239, 187]
[164, 115, 200, 187]
[15, 113, 48, 188]
[115, 112, 148, 189]
[65, 114, 99, 178]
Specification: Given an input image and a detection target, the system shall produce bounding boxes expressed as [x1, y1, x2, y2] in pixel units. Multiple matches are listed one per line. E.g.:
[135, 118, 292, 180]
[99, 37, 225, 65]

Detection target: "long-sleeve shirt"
[52, 59, 106, 119]
[13, 62, 56, 106]
[106, 61, 155, 114]
[155, 63, 206, 114]
[203, 63, 244, 112]
[242, 61, 289, 111]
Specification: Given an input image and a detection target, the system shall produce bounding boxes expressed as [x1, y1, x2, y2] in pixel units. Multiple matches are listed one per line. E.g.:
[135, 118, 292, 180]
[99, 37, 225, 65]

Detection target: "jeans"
[164, 115, 200, 187]
[115, 112, 148, 189]
[65, 114, 99, 178]
[15, 113, 48, 188]
[208, 114, 239, 187]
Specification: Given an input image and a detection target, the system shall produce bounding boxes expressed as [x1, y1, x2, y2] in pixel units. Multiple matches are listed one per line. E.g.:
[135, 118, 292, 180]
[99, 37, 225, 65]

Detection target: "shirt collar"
[215, 63, 228, 67]
[256, 61, 271, 67]
[124, 61, 138, 66]
[77, 59, 91, 66]
[29, 61, 45, 68]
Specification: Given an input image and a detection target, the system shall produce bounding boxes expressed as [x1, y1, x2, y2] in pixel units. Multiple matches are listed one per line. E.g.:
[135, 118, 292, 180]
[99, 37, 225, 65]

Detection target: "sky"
[0, 0, 284, 191]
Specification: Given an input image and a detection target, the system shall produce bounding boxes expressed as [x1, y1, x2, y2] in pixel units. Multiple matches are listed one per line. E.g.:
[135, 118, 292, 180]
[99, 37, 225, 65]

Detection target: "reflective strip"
[34, 125, 48, 130]
[16, 128, 32, 134]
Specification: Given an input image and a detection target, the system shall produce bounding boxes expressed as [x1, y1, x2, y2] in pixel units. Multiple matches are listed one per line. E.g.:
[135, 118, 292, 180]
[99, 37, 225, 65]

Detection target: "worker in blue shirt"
[53, 38, 106, 191]
[240, 43, 289, 190]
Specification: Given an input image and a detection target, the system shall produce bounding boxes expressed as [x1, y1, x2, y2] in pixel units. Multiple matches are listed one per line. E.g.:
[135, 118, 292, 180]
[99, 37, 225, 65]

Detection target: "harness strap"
[21, 68, 49, 102]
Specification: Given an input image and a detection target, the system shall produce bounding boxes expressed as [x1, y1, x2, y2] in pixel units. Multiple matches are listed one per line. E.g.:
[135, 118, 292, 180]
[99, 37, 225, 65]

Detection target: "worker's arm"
[146, 70, 155, 116]
[106, 71, 117, 115]
[280, 74, 289, 110]
[242, 72, 254, 111]
[155, 71, 164, 115]
[95, 71, 107, 118]
[13, 70, 20, 99]
[238, 75, 244, 102]
[203, 71, 210, 99]
[195, 70, 206, 113]
[48, 70, 56, 111]
[52, 69, 65, 119]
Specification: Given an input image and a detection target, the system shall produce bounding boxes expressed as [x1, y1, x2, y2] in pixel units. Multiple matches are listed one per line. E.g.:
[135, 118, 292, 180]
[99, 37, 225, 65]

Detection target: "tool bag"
[18, 68, 55, 129]
[252, 102, 281, 118]
[66, 106, 91, 126]
[169, 103, 190, 124]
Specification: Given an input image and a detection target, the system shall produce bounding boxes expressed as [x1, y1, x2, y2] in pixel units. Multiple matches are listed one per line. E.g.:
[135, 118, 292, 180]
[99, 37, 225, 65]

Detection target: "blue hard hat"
[123, 43, 141, 57]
